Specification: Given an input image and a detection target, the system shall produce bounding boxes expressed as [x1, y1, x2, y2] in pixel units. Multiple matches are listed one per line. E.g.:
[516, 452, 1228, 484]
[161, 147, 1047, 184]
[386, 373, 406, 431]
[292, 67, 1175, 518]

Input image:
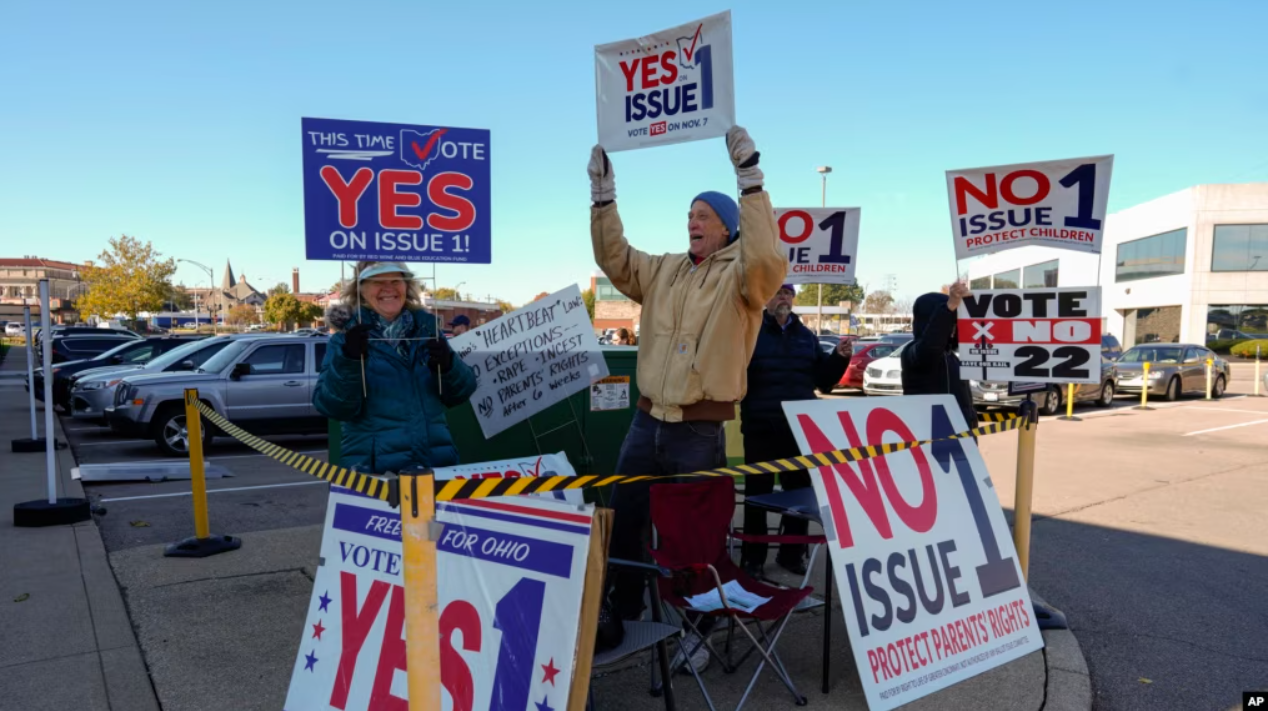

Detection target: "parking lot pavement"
[60, 417, 333, 552]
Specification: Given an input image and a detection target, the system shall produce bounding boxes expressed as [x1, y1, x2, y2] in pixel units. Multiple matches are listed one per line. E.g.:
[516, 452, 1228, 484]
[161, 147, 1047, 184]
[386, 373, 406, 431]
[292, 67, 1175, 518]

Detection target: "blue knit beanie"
[692, 191, 740, 244]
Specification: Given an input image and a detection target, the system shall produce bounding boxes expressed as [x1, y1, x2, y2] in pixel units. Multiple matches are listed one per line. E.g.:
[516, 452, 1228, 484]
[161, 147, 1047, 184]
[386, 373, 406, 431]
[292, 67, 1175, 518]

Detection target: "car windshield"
[92, 340, 141, 361]
[197, 340, 255, 373]
[1120, 346, 1184, 364]
[144, 338, 221, 370]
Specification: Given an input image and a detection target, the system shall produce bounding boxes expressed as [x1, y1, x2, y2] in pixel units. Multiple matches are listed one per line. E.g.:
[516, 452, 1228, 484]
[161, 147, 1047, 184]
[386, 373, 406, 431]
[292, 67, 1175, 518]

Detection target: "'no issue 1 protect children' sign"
[301, 117, 491, 264]
[283, 486, 593, 711]
[783, 396, 1041, 711]
[947, 155, 1113, 261]
[775, 207, 861, 286]
[594, 11, 735, 152]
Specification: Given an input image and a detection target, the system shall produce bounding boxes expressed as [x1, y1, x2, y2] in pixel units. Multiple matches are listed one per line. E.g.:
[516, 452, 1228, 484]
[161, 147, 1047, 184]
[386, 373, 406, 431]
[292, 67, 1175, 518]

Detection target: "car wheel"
[1039, 388, 1061, 416]
[1164, 376, 1180, 402]
[152, 405, 209, 457]
[1213, 375, 1226, 399]
[1096, 381, 1115, 407]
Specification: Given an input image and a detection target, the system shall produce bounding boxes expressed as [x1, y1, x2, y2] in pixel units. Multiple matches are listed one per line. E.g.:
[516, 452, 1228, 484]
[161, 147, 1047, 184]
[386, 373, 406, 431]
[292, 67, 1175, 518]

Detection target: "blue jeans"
[608, 409, 727, 619]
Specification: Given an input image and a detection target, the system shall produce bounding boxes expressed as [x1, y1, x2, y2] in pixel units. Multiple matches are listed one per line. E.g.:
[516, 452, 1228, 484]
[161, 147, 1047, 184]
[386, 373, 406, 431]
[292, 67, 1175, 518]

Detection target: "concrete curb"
[1032, 589, 1092, 711]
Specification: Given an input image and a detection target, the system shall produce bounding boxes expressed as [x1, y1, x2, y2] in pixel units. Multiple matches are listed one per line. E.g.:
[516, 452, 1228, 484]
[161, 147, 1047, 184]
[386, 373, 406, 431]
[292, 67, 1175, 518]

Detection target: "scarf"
[363, 308, 415, 358]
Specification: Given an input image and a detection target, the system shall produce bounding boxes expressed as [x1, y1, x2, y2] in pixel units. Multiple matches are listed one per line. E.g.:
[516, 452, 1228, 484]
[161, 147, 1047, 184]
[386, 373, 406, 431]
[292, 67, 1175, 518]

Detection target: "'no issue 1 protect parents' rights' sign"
[594, 11, 735, 152]
[775, 207, 861, 285]
[449, 284, 609, 439]
[301, 117, 491, 264]
[956, 287, 1103, 385]
[283, 486, 593, 711]
[947, 155, 1113, 261]
[783, 396, 1041, 711]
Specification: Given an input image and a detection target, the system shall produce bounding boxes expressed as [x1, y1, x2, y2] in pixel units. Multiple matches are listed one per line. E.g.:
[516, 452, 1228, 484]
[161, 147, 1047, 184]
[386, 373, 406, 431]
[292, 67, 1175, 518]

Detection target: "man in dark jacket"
[740, 284, 851, 576]
[900, 281, 978, 429]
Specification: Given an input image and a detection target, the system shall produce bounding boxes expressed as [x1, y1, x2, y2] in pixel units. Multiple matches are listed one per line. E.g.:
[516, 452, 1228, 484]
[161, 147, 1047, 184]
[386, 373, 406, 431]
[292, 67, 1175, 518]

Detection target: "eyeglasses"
[364, 278, 406, 287]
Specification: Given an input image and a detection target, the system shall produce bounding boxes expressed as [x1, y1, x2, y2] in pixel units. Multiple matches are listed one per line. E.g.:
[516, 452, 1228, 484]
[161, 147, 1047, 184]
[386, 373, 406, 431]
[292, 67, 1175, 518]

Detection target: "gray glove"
[588, 145, 615, 203]
[727, 126, 764, 192]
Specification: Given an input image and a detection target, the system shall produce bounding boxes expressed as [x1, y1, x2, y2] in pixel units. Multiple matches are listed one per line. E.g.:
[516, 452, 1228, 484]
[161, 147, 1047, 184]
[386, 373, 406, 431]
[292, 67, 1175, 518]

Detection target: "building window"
[969, 276, 992, 290]
[993, 269, 1020, 289]
[594, 277, 629, 301]
[1116, 228, 1186, 282]
[1206, 304, 1268, 343]
[1124, 306, 1182, 345]
[1023, 260, 1059, 288]
[1211, 225, 1268, 272]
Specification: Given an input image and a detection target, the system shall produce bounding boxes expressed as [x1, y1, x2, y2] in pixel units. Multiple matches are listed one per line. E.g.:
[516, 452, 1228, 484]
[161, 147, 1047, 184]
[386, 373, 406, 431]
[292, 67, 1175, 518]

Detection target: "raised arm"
[588, 146, 662, 304]
[727, 127, 786, 307]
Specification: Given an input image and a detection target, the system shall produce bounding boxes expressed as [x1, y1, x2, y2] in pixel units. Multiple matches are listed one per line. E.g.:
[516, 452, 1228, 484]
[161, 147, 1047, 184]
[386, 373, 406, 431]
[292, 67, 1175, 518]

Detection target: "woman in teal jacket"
[315, 262, 478, 474]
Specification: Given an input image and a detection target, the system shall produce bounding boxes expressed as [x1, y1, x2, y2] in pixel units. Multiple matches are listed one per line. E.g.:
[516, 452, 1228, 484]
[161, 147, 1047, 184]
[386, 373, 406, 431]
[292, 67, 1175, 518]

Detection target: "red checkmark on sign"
[683, 24, 702, 61]
[411, 128, 448, 162]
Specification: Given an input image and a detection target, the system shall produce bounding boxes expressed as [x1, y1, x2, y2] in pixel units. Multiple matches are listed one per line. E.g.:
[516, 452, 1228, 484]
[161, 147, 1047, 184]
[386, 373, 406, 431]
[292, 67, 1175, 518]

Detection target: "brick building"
[592, 274, 640, 334]
[0, 256, 89, 324]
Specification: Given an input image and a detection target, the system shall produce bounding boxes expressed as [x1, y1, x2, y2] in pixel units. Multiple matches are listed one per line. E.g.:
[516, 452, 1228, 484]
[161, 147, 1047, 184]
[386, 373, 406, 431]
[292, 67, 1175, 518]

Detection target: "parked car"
[880, 332, 914, 344]
[862, 343, 906, 396]
[1207, 328, 1256, 343]
[69, 336, 250, 424]
[36, 325, 142, 347]
[45, 336, 207, 410]
[969, 334, 1124, 416]
[291, 328, 324, 337]
[838, 341, 901, 390]
[107, 335, 331, 455]
[5, 321, 27, 337]
[1114, 343, 1231, 401]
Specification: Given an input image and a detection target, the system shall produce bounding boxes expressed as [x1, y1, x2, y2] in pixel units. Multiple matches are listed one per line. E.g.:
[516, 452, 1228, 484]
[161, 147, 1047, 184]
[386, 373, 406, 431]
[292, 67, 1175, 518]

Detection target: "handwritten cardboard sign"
[449, 284, 609, 439]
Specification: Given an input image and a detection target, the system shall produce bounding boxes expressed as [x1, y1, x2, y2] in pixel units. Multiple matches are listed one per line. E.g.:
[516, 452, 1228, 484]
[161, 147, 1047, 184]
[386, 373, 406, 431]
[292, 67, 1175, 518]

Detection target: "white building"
[967, 183, 1268, 346]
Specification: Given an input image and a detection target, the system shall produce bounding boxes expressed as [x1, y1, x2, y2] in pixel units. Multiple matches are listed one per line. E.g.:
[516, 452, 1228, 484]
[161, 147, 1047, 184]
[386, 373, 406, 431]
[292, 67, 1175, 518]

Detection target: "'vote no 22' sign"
[774, 208, 861, 286]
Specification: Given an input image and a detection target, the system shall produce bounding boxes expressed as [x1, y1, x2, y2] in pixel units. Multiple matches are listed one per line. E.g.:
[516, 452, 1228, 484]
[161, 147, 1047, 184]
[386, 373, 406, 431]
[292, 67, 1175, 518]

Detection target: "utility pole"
[816, 166, 832, 335]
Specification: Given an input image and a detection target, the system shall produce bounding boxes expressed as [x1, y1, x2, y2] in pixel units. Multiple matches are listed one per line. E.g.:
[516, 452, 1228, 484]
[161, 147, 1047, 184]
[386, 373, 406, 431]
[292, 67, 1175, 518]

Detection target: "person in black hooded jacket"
[900, 281, 978, 429]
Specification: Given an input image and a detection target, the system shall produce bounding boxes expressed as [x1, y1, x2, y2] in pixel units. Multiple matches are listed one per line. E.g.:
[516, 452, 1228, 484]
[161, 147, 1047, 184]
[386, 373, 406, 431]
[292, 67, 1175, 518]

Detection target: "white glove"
[588, 145, 615, 203]
[727, 126, 764, 192]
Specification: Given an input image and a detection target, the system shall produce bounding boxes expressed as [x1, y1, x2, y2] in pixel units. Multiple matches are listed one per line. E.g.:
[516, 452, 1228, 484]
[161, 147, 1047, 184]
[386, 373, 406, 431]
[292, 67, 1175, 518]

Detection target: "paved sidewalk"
[0, 350, 160, 711]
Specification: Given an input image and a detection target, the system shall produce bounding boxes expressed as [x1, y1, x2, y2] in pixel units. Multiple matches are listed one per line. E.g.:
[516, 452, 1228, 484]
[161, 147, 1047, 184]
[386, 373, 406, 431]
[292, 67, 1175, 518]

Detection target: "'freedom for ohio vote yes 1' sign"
[947, 155, 1113, 261]
[595, 11, 735, 152]
[301, 117, 491, 264]
[784, 396, 1041, 711]
[283, 486, 593, 711]
[775, 208, 861, 286]
[957, 288, 1103, 385]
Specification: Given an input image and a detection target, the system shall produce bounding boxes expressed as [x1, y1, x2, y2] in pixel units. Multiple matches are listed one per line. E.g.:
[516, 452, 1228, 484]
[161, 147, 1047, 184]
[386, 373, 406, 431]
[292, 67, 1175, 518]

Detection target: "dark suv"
[970, 334, 1124, 415]
[48, 336, 206, 409]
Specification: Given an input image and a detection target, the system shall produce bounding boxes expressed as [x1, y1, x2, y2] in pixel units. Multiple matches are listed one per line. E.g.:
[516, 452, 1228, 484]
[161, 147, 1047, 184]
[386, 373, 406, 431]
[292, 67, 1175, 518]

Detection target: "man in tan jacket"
[589, 126, 786, 661]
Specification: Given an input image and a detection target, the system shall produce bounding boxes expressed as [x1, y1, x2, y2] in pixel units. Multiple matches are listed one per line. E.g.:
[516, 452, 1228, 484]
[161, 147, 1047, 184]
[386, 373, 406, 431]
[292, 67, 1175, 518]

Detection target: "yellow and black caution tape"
[194, 400, 1021, 505]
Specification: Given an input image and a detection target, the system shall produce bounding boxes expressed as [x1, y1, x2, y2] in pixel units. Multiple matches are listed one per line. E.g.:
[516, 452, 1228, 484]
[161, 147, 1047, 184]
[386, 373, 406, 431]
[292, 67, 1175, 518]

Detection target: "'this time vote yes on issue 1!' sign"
[956, 288, 1103, 385]
[775, 208, 861, 285]
[283, 486, 594, 711]
[947, 155, 1113, 261]
[594, 11, 735, 152]
[783, 396, 1041, 711]
[449, 284, 609, 439]
[301, 117, 491, 264]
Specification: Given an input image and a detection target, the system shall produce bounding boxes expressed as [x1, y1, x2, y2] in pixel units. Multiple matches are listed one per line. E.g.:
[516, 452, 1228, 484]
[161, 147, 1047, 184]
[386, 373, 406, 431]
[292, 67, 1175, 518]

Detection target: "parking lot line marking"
[1182, 418, 1268, 437]
[74, 439, 151, 446]
[85, 450, 329, 466]
[1184, 407, 1268, 415]
[99, 480, 329, 502]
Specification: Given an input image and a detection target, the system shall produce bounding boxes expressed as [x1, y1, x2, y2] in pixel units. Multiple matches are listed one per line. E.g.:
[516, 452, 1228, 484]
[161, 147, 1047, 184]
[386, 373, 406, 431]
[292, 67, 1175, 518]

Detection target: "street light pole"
[179, 259, 217, 334]
[816, 166, 832, 335]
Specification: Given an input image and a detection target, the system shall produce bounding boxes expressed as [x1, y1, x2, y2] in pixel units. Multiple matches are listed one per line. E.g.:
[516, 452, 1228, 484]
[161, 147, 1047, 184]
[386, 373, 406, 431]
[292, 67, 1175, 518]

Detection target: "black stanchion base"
[14, 498, 91, 527]
[164, 535, 242, 559]
[1033, 600, 1069, 630]
[12, 437, 47, 453]
[1056, 416, 1082, 422]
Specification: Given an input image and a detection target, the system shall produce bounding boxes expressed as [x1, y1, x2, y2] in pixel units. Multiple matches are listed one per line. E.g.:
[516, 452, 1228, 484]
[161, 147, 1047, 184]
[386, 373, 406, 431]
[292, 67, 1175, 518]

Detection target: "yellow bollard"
[401, 473, 442, 711]
[164, 389, 241, 557]
[1205, 357, 1213, 400]
[1256, 346, 1263, 397]
[1134, 362, 1153, 410]
[1013, 400, 1038, 580]
[1057, 382, 1080, 421]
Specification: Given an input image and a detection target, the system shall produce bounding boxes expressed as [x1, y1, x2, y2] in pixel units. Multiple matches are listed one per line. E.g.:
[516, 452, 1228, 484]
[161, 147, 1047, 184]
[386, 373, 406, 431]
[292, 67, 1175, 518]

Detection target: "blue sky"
[3, 0, 1266, 305]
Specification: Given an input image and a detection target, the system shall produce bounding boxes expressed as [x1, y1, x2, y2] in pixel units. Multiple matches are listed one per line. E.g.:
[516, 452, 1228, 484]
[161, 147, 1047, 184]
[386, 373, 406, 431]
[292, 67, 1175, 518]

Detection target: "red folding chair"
[650, 477, 815, 710]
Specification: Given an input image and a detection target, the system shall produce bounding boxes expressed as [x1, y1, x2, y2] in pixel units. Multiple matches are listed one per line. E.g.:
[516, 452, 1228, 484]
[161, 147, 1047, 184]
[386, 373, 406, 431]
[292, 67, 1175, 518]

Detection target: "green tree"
[581, 288, 595, 321]
[165, 284, 194, 311]
[794, 283, 864, 308]
[267, 282, 291, 298]
[299, 302, 323, 326]
[432, 287, 462, 301]
[495, 300, 514, 314]
[861, 290, 895, 314]
[263, 293, 304, 330]
[77, 235, 177, 325]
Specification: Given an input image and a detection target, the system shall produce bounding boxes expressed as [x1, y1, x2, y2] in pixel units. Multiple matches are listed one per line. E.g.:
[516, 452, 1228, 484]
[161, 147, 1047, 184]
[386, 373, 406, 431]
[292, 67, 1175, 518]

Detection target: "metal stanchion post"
[1013, 398, 1037, 579]
[1134, 362, 1153, 410]
[11, 305, 45, 452]
[164, 389, 241, 557]
[1205, 357, 1213, 400]
[400, 472, 442, 711]
[1057, 382, 1081, 421]
[1256, 345, 1263, 397]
